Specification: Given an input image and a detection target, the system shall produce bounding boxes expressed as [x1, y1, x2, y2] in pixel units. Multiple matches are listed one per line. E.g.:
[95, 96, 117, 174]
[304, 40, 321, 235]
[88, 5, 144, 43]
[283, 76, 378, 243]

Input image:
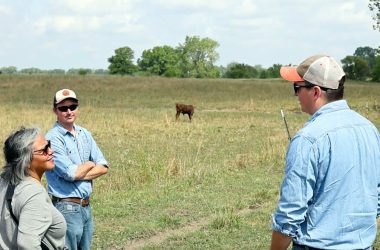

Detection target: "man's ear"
[312, 86, 322, 100]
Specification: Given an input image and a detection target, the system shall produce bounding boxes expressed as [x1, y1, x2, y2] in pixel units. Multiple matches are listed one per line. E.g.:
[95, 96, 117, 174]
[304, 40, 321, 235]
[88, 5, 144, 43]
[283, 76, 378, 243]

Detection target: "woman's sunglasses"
[57, 104, 78, 112]
[33, 140, 51, 156]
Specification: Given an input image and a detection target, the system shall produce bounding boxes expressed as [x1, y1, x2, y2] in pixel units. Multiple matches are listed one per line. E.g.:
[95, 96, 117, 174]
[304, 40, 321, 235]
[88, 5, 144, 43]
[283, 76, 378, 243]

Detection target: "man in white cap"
[46, 89, 109, 250]
[271, 55, 380, 249]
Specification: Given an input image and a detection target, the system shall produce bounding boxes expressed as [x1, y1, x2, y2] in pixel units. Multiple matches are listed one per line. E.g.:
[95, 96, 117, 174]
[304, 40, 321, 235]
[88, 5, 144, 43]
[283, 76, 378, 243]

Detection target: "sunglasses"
[293, 84, 313, 94]
[57, 104, 78, 112]
[293, 81, 330, 94]
[33, 140, 51, 156]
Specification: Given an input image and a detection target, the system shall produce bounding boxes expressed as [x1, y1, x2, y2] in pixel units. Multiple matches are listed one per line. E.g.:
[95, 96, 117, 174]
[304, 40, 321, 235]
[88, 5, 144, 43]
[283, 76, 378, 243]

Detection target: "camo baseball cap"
[280, 55, 345, 89]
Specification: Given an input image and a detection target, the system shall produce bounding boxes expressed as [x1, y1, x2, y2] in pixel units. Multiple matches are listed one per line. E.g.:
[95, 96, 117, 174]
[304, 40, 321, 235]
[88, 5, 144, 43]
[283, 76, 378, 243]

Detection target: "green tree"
[108, 46, 138, 75]
[177, 36, 220, 78]
[47, 69, 66, 75]
[78, 68, 92, 76]
[224, 63, 258, 78]
[0, 66, 17, 74]
[354, 46, 379, 68]
[218, 65, 227, 77]
[252, 64, 266, 78]
[266, 64, 282, 78]
[67, 68, 80, 75]
[94, 69, 109, 75]
[253, 65, 265, 72]
[259, 69, 268, 79]
[369, 0, 380, 31]
[371, 56, 380, 81]
[137, 45, 181, 77]
[341, 56, 370, 80]
[19, 68, 43, 74]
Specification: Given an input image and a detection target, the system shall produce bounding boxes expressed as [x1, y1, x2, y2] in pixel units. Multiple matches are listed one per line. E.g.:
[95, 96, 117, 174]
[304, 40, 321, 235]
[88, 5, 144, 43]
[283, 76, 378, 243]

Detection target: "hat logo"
[62, 90, 70, 96]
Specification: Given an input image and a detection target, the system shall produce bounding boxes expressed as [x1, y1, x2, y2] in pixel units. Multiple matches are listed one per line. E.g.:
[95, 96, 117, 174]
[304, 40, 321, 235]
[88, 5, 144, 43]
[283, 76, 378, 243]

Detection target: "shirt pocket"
[66, 143, 80, 163]
[79, 135, 91, 161]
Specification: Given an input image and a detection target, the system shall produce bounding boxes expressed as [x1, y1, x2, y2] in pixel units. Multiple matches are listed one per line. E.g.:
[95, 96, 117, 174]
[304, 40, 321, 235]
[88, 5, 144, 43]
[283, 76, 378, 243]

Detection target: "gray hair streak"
[1, 127, 40, 185]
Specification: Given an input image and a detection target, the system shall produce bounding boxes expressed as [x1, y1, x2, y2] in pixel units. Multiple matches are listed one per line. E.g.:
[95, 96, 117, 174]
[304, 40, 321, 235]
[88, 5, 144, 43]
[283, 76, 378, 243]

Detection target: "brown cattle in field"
[175, 103, 194, 122]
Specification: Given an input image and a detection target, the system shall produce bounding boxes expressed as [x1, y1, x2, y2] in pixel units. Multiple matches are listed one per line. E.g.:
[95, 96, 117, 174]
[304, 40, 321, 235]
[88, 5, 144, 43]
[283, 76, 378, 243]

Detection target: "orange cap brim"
[280, 66, 303, 82]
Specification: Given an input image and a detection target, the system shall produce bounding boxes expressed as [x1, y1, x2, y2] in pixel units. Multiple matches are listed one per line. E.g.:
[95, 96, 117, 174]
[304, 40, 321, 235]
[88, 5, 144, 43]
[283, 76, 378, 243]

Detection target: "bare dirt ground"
[120, 206, 257, 250]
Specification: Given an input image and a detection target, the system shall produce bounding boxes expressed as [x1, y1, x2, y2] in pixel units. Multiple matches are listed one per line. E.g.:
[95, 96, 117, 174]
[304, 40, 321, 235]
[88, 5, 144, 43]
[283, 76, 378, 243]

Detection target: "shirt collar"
[306, 100, 349, 125]
[54, 122, 80, 136]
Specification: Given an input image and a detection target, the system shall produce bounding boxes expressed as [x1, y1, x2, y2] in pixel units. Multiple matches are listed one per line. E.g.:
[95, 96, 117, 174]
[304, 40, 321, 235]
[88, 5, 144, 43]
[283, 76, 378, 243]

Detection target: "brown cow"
[175, 103, 194, 122]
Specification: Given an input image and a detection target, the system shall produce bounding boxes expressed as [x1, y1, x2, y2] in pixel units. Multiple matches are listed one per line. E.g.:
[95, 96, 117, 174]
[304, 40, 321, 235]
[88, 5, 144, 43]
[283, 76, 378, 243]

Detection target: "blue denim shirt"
[45, 122, 108, 199]
[272, 100, 380, 249]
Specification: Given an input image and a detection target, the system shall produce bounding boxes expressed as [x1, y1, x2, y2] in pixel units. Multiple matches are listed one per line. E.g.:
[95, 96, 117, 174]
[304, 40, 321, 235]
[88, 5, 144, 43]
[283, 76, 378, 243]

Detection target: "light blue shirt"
[272, 100, 380, 249]
[46, 122, 108, 199]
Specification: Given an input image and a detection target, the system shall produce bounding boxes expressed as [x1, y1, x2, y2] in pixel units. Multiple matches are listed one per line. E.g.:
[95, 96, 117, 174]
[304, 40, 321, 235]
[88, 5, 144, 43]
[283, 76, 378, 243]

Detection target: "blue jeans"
[54, 201, 93, 250]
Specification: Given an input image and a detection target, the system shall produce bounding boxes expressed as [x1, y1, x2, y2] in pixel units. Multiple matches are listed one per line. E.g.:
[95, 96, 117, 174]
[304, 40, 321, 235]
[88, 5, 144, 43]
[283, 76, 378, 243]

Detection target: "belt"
[52, 196, 90, 207]
[293, 242, 322, 250]
[293, 242, 371, 250]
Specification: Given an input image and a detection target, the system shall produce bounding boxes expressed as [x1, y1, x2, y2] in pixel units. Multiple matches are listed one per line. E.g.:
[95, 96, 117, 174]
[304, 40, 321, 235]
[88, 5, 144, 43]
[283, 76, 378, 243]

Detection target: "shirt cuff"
[96, 160, 109, 168]
[271, 214, 298, 238]
[66, 164, 78, 181]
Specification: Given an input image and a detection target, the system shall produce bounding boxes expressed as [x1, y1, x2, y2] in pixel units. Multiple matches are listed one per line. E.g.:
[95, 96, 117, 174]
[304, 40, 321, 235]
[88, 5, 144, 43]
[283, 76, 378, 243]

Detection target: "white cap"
[280, 55, 345, 89]
[54, 89, 78, 104]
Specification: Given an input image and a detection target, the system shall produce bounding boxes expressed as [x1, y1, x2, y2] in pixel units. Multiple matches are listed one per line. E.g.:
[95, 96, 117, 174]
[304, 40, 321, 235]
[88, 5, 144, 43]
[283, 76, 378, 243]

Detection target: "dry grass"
[0, 75, 379, 249]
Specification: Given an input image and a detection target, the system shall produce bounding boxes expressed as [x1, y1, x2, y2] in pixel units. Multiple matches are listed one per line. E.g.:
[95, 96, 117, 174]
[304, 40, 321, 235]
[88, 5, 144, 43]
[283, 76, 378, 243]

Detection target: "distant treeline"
[1, 36, 379, 82]
[0, 65, 281, 79]
[0, 67, 109, 76]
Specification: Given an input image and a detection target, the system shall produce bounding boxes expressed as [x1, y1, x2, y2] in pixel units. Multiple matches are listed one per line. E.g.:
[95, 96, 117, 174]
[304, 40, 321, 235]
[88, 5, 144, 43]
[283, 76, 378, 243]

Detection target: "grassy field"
[0, 75, 379, 249]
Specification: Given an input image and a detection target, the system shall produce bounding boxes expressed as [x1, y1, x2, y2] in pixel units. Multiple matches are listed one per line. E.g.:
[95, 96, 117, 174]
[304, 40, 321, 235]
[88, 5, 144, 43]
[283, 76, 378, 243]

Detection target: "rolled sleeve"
[272, 214, 297, 237]
[97, 160, 108, 168]
[272, 135, 316, 237]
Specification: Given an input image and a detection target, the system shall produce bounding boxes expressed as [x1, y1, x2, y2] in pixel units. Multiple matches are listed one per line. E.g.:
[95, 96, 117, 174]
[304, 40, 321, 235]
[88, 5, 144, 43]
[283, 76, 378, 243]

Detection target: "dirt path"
[122, 206, 256, 250]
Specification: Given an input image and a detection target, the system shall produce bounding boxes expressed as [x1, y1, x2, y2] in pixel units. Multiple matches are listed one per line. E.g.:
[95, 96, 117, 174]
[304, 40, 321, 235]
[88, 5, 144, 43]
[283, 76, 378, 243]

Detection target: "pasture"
[0, 75, 379, 249]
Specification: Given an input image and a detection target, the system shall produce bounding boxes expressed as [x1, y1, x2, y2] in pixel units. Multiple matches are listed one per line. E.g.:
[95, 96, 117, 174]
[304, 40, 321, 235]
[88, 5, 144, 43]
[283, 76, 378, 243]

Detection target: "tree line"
[0, 67, 109, 76]
[1, 36, 379, 81]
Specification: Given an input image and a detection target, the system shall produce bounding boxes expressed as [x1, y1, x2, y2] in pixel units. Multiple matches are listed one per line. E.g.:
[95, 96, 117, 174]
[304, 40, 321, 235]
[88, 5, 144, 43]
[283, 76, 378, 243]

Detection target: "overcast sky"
[0, 0, 378, 70]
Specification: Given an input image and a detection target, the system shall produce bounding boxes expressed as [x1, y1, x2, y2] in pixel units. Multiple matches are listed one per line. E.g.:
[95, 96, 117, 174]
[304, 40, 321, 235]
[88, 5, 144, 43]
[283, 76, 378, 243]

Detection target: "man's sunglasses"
[293, 84, 313, 94]
[293, 82, 330, 94]
[33, 140, 51, 156]
[57, 104, 78, 112]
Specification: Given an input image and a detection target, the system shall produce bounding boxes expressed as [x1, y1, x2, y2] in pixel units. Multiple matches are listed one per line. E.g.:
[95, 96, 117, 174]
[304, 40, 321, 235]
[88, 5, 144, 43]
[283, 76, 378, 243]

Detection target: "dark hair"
[1, 127, 40, 185]
[305, 76, 345, 102]
[325, 76, 345, 102]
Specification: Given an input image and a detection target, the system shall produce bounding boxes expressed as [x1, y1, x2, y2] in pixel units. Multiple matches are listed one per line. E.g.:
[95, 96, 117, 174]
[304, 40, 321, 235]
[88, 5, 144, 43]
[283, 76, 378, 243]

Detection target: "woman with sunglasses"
[0, 127, 67, 250]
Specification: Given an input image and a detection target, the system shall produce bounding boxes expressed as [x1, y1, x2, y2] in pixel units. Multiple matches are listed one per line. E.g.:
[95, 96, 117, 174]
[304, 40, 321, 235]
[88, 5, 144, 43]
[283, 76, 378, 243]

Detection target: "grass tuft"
[210, 208, 242, 231]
